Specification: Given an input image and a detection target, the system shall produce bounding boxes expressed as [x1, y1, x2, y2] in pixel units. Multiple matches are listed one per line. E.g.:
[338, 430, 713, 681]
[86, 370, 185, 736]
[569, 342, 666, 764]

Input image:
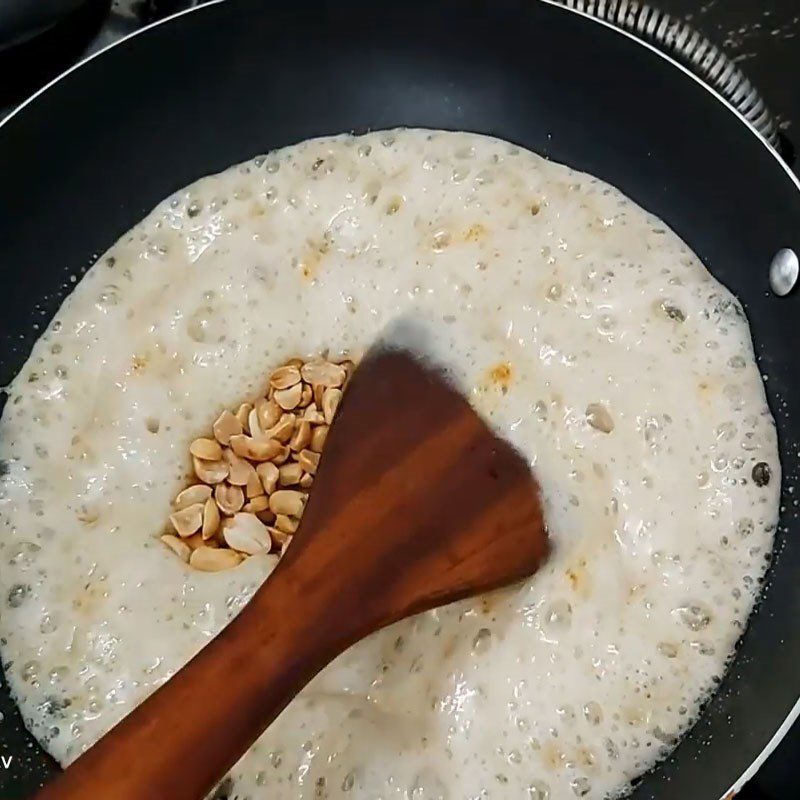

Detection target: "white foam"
[0, 130, 780, 799]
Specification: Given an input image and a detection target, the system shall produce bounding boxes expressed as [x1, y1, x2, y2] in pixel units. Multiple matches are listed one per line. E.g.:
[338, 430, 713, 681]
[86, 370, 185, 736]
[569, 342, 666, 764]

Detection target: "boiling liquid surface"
[0, 130, 780, 799]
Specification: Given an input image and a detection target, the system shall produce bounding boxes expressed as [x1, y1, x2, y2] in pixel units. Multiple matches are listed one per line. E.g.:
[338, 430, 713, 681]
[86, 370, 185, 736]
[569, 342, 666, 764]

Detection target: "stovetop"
[0, 1, 798, 797]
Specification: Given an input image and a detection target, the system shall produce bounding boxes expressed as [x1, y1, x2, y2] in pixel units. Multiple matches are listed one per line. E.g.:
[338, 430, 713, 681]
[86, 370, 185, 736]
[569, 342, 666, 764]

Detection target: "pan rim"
[1, 0, 798, 796]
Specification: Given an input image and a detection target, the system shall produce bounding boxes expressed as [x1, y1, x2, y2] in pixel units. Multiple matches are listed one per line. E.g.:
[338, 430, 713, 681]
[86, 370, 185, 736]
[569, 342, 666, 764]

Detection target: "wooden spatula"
[37, 348, 548, 800]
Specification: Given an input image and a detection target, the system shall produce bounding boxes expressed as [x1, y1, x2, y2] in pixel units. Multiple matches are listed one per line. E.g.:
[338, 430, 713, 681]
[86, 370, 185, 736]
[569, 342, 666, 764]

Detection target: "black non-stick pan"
[0, 1, 798, 797]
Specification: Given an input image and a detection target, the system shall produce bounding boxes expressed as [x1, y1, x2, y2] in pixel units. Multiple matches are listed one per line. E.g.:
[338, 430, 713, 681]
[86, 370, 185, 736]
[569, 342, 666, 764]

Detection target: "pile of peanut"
[160, 358, 352, 571]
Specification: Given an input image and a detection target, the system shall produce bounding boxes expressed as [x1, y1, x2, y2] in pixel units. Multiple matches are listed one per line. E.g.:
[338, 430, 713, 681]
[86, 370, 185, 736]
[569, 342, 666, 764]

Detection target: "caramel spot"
[131, 355, 148, 374]
[543, 739, 566, 769]
[565, 558, 590, 597]
[464, 223, 488, 242]
[488, 362, 513, 393]
[296, 238, 328, 281]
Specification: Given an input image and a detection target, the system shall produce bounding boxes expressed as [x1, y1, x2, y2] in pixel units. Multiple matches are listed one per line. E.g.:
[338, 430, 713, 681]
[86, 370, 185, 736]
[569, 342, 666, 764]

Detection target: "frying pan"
[0, 0, 798, 797]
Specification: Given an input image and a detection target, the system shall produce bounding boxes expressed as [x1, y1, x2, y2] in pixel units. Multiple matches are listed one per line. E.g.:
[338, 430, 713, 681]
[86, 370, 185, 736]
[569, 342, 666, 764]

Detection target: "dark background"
[0, 1, 798, 797]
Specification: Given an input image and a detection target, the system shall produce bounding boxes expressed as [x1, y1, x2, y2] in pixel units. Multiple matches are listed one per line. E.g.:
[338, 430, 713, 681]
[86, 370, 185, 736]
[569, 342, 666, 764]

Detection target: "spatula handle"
[35, 559, 345, 800]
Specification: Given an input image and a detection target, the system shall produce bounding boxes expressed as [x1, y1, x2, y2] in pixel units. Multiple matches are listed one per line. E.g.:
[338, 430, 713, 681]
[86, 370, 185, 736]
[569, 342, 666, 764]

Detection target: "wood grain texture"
[37, 348, 548, 800]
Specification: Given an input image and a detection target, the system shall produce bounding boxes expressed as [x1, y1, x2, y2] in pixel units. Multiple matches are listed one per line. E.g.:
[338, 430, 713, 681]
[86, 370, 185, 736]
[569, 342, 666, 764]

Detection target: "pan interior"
[0, 127, 782, 800]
